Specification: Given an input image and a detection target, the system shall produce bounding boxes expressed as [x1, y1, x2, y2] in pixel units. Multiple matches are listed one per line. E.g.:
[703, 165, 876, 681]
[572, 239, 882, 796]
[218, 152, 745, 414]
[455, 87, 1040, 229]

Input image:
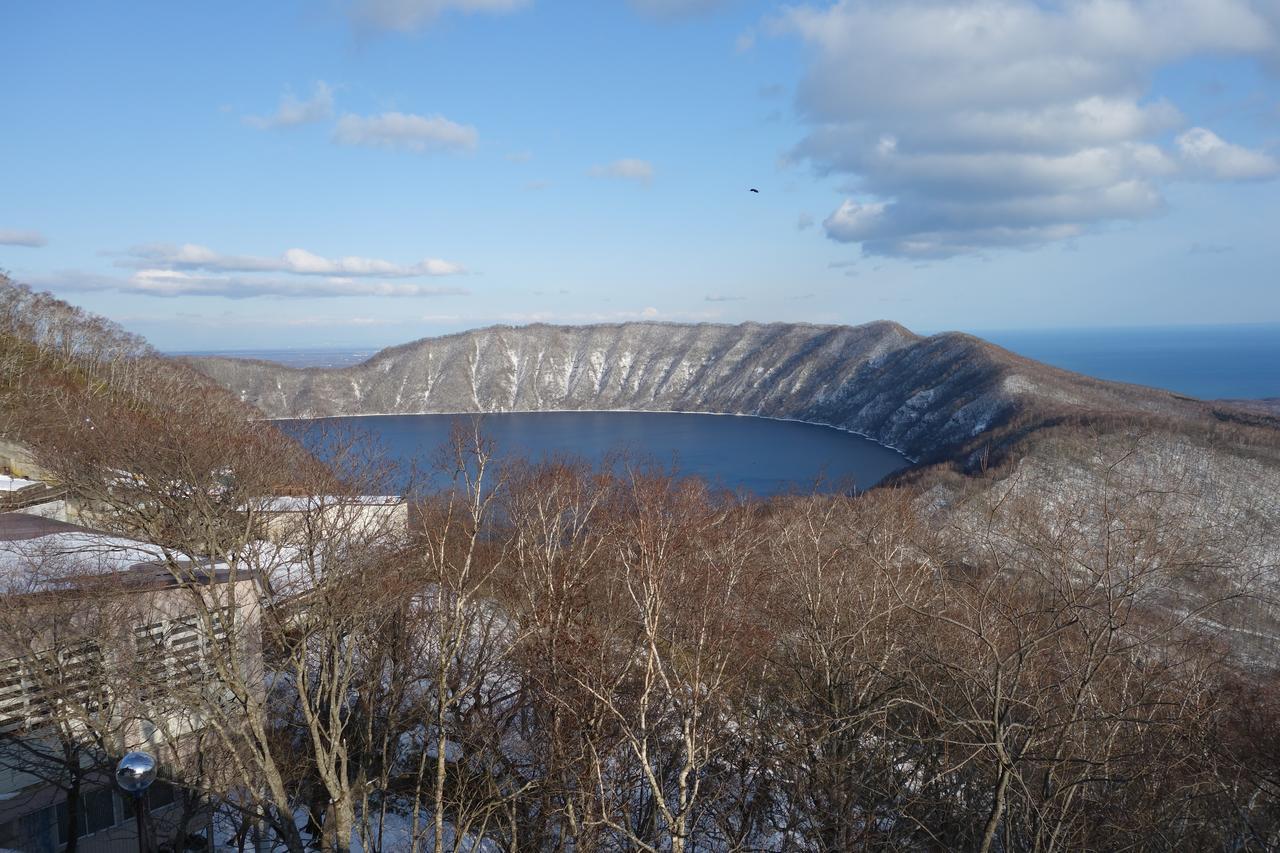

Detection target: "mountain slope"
[185, 321, 1234, 463]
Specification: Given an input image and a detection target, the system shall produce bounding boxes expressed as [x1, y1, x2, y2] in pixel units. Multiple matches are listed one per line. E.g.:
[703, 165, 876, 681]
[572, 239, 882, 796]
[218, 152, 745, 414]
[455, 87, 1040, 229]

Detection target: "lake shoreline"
[267, 407, 920, 465]
[275, 410, 914, 496]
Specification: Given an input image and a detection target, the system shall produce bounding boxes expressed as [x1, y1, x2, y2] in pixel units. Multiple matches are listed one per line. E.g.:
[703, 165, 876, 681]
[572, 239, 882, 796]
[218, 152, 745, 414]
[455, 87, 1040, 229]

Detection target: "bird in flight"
[749, 188, 759, 193]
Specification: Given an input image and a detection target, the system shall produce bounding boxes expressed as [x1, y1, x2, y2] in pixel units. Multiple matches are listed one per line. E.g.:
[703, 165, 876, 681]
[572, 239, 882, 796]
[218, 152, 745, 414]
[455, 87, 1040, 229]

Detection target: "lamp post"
[115, 751, 157, 853]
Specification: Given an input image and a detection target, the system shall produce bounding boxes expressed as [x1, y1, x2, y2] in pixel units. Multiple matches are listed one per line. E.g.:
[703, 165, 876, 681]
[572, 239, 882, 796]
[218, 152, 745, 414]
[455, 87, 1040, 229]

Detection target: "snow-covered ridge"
[185, 321, 1220, 464]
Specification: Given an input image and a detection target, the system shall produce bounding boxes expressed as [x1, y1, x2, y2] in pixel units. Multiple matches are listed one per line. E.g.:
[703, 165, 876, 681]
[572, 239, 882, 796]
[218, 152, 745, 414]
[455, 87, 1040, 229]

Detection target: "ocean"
[975, 324, 1279, 400]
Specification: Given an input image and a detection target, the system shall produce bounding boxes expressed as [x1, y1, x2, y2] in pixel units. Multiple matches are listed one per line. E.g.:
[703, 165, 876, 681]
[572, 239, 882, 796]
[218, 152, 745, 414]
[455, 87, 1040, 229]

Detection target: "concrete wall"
[0, 575, 262, 852]
[260, 498, 408, 543]
[0, 439, 46, 481]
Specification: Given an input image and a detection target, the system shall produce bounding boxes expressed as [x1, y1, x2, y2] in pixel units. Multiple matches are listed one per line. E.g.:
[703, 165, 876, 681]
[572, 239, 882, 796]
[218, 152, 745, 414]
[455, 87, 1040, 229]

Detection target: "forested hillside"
[4, 278, 1280, 851]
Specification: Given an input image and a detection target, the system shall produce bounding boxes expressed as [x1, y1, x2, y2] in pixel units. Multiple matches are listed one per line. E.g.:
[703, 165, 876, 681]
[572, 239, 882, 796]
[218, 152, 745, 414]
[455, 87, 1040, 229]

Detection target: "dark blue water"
[279, 411, 911, 496]
[978, 325, 1280, 400]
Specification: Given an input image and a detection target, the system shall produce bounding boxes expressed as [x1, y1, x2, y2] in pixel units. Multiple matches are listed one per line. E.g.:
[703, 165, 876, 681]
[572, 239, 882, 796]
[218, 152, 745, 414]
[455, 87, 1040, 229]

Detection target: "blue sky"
[2, 0, 1278, 351]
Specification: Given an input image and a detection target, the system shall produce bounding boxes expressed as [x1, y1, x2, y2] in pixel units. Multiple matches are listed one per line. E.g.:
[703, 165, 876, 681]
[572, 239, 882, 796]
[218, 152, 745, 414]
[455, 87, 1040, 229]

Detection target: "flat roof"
[259, 495, 403, 512]
[0, 513, 247, 592]
[0, 513, 99, 542]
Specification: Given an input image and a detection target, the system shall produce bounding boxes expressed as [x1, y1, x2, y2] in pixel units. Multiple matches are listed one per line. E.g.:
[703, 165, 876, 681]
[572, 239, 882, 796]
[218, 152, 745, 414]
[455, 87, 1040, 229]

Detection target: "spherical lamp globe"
[115, 751, 157, 795]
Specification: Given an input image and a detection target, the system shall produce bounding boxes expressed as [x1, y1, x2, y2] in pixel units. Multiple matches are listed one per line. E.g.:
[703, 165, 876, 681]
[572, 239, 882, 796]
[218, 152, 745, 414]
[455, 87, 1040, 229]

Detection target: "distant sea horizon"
[174, 322, 1280, 402]
[971, 323, 1279, 401]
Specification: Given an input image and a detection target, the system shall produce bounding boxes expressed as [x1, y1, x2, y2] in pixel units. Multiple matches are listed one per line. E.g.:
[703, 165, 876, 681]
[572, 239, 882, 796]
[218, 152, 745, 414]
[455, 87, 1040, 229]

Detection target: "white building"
[0, 513, 263, 852]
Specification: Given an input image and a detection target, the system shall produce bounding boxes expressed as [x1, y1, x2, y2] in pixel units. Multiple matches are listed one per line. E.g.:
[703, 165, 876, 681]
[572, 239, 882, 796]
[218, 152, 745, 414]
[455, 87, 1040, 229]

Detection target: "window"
[49, 781, 182, 845]
[148, 780, 176, 811]
[54, 798, 73, 843]
[0, 655, 24, 730]
[0, 815, 27, 848]
[0, 642, 106, 733]
[83, 787, 116, 834]
[0, 806, 57, 853]
[133, 606, 236, 702]
[55, 787, 124, 842]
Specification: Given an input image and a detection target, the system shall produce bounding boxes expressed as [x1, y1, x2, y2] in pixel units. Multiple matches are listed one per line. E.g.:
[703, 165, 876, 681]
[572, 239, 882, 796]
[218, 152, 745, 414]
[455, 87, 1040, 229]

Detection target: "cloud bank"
[589, 158, 656, 185]
[122, 271, 466, 298]
[26, 243, 471, 298]
[0, 229, 47, 248]
[244, 82, 334, 129]
[122, 244, 465, 278]
[334, 112, 478, 153]
[32, 269, 467, 300]
[779, 0, 1280, 258]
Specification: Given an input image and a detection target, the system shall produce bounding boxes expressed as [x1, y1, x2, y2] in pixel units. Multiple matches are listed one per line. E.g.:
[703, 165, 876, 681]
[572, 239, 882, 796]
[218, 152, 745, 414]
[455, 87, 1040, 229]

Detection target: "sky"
[2, 0, 1279, 351]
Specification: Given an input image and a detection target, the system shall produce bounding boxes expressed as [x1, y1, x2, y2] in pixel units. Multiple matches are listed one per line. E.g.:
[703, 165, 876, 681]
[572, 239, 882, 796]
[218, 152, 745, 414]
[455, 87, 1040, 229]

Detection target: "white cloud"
[122, 243, 466, 278]
[776, 0, 1280, 257]
[127, 270, 466, 298]
[244, 82, 334, 130]
[589, 158, 655, 185]
[1176, 127, 1279, 180]
[279, 248, 464, 277]
[823, 200, 886, 242]
[30, 269, 467, 299]
[0, 229, 47, 248]
[350, 0, 528, 33]
[333, 112, 478, 153]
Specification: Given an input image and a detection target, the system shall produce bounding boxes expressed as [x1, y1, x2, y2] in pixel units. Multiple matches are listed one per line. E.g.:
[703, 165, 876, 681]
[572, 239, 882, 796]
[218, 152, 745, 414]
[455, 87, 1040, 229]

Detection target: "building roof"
[0, 513, 247, 593]
[0, 513, 88, 541]
[258, 494, 403, 513]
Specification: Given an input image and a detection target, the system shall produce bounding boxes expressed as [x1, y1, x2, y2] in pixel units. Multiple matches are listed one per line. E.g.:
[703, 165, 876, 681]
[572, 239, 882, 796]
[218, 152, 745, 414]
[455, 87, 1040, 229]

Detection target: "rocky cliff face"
[185, 321, 1219, 462]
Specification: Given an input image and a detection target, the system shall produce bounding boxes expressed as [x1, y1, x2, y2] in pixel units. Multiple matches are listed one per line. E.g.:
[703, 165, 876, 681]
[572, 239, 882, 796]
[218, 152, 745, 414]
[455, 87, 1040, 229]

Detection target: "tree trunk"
[62, 768, 82, 853]
[435, 727, 448, 853]
[979, 766, 1010, 853]
[331, 794, 355, 853]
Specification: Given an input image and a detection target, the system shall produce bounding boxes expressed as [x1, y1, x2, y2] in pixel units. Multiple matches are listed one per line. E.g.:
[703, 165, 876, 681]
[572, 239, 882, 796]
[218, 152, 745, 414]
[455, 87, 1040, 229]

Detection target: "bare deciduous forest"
[3, 277, 1280, 851]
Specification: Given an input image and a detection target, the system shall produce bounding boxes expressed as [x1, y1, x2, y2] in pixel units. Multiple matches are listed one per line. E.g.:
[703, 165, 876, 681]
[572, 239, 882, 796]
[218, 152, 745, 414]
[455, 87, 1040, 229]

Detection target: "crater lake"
[277, 411, 911, 496]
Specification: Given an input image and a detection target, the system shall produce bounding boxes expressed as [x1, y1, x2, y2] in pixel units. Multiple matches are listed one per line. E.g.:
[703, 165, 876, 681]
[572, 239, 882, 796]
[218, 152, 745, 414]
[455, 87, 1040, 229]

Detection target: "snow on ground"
[209, 804, 501, 852]
[351, 805, 502, 853]
[0, 474, 40, 491]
